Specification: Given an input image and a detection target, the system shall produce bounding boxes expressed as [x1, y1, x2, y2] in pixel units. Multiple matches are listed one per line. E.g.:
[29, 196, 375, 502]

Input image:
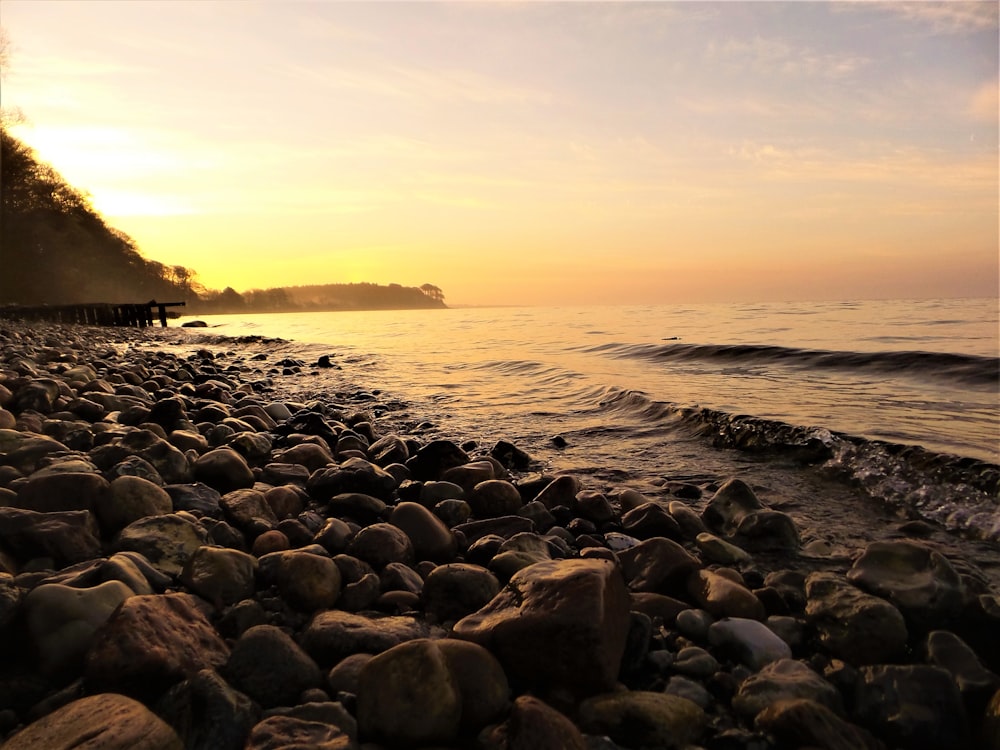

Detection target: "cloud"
[707, 36, 870, 79]
[968, 79, 1000, 121]
[881, 1, 999, 33]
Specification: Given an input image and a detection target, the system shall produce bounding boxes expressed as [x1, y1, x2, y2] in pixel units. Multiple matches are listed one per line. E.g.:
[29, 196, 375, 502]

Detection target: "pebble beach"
[0, 321, 998, 750]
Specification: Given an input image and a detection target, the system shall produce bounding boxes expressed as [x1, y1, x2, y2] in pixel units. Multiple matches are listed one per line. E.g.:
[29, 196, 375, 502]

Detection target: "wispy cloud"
[881, 1, 999, 33]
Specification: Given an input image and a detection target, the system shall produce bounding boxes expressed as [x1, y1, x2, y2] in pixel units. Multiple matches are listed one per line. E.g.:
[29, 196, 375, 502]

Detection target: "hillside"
[0, 127, 445, 313]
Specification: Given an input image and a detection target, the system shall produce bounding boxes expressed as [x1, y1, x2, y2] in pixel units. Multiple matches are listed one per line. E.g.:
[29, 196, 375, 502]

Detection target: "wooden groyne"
[0, 301, 186, 328]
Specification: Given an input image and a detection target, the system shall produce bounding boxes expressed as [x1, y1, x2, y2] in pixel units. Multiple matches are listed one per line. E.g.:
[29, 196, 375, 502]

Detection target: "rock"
[0, 507, 101, 567]
[252, 529, 290, 556]
[621, 502, 683, 540]
[219, 488, 278, 536]
[847, 540, 965, 631]
[490, 532, 552, 580]
[165, 482, 223, 518]
[227, 431, 272, 463]
[531, 474, 580, 509]
[367, 434, 409, 467]
[755, 698, 885, 750]
[481, 695, 587, 750]
[854, 664, 969, 750]
[2, 693, 183, 750]
[180, 545, 257, 606]
[326, 653, 372, 695]
[616, 537, 700, 594]
[277, 442, 334, 473]
[155, 668, 258, 750]
[24, 580, 135, 675]
[675, 608, 715, 642]
[389, 501, 456, 563]
[0, 572, 21, 627]
[454, 515, 534, 544]
[14, 471, 109, 513]
[805, 571, 908, 665]
[379, 561, 423, 595]
[733, 509, 801, 552]
[299, 610, 429, 667]
[405, 439, 470, 481]
[0, 429, 68, 474]
[453, 558, 631, 697]
[577, 691, 707, 750]
[307, 458, 397, 501]
[574, 490, 615, 524]
[630, 592, 690, 625]
[687, 569, 766, 620]
[244, 716, 355, 750]
[346, 523, 413, 570]
[422, 563, 501, 623]
[192, 448, 255, 494]
[85, 593, 231, 699]
[357, 639, 461, 745]
[707, 617, 793, 670]
[733, 658, 842, 718]
[264, 485, 305, 519]
[224, 625, 323, 708]
[257, 549, 341, 611]
[672, 646, 720, 679]
[436, 638, 509, 731]
[468, 480, 524, 518]
[115, 513, 208, 576]
[925, 629, 1000, 711]
[95, 475, 173, 535]
[695, 532, 752, 565]
[325, 492, 386, 525]
[664, 676, 714, 709]
[701, 478, 762, 535]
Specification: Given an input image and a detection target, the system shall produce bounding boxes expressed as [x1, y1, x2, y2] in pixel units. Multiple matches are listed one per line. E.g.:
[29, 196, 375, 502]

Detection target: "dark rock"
[223, 625, 323, 708]
[755, 698, 885, 750]
[480, 694, 587, 750]
[405, 439, 470, 481]
[422, 563, 501, 623]
[156, 668, 258, 750]
[0, 507, 101, 568]
[616, 536, 700, 595]
[577, 691, 706, 750]
[299, 610, 429, 667]
[192, 448, 255, 494]
[306, 458, 397, 501]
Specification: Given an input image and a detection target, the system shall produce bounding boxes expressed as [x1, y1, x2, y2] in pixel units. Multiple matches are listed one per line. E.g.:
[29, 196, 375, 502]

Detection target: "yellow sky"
[3, 1, 998, 306]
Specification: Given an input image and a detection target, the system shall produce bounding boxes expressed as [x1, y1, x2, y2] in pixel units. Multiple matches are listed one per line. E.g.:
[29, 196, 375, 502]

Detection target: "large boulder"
[453, 558, 631, 697]
[0, 507, 101, 568]
[223, 624, 323, 708]
[615, 537, 700, 595]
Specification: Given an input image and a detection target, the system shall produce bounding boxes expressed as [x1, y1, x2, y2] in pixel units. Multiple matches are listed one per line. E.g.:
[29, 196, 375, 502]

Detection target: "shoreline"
[0, 321, 998, 749]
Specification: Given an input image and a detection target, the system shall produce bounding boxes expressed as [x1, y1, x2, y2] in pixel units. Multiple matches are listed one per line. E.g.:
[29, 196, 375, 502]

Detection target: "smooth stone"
[672, 646, 719, 678]
[422, 481, 466, 504]
[223, 624, 323, 708]
[733, 658, 842, 718]
[389, 501, 457, 562]
[480, 694, 587, 750]
[436, 638, 509, 732]
[696, 532, 752, 565]
[675, 608, 716, 641]
[192, 447, 255, 494]
[441, 461, 497, 495]
[252, 529, 290, 556]
[2, 693, 183, 750]
[574, 489, 615, 524]
[276, 442, 334, 473]
[0, 507, 101, 567]
[25, 580, 135, 675]
[847, 539, 965, 631]
[325, 492, 386, 525]
[926, 629, 1000, 706]
[453, 515, 534, 544]
[453, 558, 631, 697]
[227, 431, 272, 463]
[405, 439, 470, 481]
[708, 617, 793, 670]
[367, 434, 409, 467]
[268, 702, 357, 741]
[114, 513, 208, 576]
[687, 569, 766, 620]
[733, 509, 801, 552]
[615, 536, 700, 594]
[805, 571, 908, 665]
[180, 545, 257, 606]
[85, 593, 230, 699]
[755, 698, 885, 750]
[665, 676, 714, 710]
[468, 479, 524, 518]
[0, 573, 21, 627]
[164, 482, 223, 518]
[422, 563, 501, 623]
[95, 475, 173, 535]
[701, 478, 763, 535]
[257, 549, 341, 611]
[244, 716, 354, 750]
[855, 664, 969, 750]
[306, 457, 397, 501]
[155, 668, 259, 750]
[531, 475, 581, 509]
[621, 502, 683, 540]
[219, 488, 278, 535]
[168, 429, 209, 453]
[347, 522, 413, 570]
[379, 561, 423, 595]
[299, 610, 429, 667]
[264, 485, 305, 519]
[14, 471, 109, 513]
[326, 653, 373, 695]
[357, 638, 462, 746]
[577, 691, 707, 750]
[0, 429, 68, 474]
[629, 592, 690, 626]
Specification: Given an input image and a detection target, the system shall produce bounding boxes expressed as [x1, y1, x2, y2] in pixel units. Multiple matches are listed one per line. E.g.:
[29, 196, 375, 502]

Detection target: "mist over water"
[178, 298, 1000, 550]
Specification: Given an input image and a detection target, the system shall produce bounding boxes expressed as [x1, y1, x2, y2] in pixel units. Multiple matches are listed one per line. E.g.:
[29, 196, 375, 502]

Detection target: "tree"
[420, 283, 444, 303]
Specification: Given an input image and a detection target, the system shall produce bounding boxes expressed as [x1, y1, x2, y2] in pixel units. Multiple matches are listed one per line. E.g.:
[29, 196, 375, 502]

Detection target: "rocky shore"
[0, 321, 997, 750]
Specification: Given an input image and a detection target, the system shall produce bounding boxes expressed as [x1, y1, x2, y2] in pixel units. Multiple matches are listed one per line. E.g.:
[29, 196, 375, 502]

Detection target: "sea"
[174, 298, 999, 565]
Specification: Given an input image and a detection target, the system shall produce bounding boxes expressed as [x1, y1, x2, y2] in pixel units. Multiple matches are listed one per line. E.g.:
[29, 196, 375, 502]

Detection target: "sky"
[2, 1, 997, 307]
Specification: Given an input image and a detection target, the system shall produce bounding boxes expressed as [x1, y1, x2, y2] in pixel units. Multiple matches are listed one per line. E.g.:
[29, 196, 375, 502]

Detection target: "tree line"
[0, 127, 445, 314]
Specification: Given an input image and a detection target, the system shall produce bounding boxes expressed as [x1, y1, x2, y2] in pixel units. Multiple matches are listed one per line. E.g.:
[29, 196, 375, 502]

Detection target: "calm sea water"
[175, 298, 1000, 544]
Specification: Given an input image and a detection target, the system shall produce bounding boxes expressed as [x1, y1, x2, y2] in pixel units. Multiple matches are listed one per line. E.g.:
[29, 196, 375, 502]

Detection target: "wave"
[590, 387, 1000, 541]
[575, 342, 1000, 388]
